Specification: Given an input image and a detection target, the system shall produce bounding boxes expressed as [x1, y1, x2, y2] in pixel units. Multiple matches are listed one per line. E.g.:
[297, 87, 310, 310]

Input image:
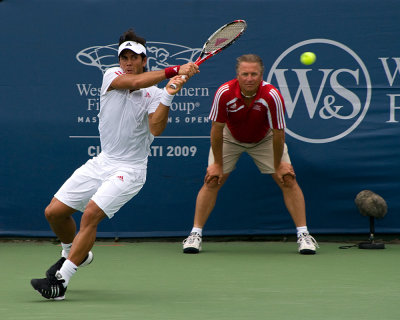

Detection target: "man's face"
[236, 61, 263, 95]
[119, 50, 147, 74]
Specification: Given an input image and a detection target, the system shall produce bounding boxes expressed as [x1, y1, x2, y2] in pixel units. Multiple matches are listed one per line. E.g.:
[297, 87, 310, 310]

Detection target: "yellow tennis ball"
[300, 52, 316, 65]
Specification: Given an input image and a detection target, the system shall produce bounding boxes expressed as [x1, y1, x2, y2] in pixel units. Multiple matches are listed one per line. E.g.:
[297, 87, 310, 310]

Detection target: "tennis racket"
[170, 19, 247, 88]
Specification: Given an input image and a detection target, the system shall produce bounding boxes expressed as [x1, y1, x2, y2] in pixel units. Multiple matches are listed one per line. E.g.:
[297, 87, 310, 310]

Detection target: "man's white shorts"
[208, 126, 291, 174]
[54, 154, 146, 218]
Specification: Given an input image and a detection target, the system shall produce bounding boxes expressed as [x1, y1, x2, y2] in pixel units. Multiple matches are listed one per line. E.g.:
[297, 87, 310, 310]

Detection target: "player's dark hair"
[236, 54, 264, 74]
[118, 28, 147, 71]
[119, 29, 146, 47]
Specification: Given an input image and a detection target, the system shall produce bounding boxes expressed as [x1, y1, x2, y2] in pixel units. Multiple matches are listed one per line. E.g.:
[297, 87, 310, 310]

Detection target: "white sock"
[58, 259, 77, 287]
[191, 227, 203, 237]
[61, 243, 72, 258]
[296, 226, 309, 237]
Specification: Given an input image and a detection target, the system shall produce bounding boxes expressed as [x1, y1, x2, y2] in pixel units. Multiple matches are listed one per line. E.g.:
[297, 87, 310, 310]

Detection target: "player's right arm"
[109, 63, 198, 91]
[110, 69, 165, 90]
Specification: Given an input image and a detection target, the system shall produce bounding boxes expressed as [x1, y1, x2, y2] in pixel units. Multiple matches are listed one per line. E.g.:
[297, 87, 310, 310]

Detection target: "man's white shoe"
[78, 251, 94, 267]
[297, 233, 319, 254]
[183, 232, 202, 254]
[61, 249, 94, 267]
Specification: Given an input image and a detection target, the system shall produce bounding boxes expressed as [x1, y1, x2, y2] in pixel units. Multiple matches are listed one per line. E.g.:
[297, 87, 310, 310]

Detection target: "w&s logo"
[267, 39, 371, 143]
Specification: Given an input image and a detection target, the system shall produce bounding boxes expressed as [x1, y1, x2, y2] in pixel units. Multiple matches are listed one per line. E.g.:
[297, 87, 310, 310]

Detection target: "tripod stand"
[358, 216, 385, 249]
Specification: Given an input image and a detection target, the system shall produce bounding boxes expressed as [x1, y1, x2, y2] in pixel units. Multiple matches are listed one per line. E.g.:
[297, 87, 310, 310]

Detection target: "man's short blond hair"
[235, 54, 264, 74]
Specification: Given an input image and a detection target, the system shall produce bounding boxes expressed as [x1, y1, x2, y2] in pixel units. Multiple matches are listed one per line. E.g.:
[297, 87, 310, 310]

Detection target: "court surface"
[1, 240, 399, 320]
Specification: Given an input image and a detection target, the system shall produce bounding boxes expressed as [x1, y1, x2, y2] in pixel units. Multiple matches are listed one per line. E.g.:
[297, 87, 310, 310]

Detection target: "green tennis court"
[1, 240, 399, 320]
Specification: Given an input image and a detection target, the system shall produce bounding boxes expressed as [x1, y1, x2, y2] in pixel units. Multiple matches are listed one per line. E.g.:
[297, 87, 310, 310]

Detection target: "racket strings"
[205, 21, 246, 52]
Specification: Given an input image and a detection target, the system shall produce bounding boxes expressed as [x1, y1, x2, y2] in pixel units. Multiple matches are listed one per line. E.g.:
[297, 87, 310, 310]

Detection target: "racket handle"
[169, 75, 187, 89]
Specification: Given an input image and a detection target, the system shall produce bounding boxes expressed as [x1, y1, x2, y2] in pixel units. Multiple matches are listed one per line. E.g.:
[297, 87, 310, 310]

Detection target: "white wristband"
[160, 87, 174, 107]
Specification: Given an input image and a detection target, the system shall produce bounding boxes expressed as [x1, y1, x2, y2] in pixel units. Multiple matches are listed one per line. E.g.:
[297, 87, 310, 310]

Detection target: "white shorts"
[54, 154, 146, 218]
[208, 126, 291, 174]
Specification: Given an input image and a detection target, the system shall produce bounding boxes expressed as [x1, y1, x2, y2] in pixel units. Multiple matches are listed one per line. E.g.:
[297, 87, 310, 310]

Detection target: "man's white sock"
[57, 259, 77, 288]
[61, 243, 72, 258]
[191, 227, 203, 237]
[296, 226, 309, 237]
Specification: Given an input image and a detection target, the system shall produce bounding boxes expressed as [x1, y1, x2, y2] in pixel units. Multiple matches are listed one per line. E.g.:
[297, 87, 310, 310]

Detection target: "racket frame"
[194, 19, 247, 66]
[169, 19, 247, 89]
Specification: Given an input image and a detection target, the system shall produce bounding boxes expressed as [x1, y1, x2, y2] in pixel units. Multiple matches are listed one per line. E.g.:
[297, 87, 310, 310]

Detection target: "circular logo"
[267, 39, 371, 143]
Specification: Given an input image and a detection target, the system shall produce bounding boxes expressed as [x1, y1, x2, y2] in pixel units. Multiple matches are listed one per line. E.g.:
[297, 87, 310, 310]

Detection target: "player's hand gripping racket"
[170, 19, 247, 89]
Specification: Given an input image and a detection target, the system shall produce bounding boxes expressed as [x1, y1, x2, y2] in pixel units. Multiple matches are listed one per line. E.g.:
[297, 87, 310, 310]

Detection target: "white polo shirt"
[99, 67, 162, 168]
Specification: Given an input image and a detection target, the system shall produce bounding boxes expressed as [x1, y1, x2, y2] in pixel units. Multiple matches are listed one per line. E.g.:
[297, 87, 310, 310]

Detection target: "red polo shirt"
[209, 79, 286, 143]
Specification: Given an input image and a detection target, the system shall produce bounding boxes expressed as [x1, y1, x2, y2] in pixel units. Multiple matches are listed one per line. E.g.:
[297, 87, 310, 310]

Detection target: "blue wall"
[0, 0, 399, 237]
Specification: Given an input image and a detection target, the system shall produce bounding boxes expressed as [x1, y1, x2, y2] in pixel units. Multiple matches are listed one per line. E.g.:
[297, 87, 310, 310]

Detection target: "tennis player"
[183, 54, 318, 255]
[31, 29, 199, 300]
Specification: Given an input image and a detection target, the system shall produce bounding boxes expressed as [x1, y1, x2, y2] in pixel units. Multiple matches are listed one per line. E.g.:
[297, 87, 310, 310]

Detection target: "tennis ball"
[300, 52, 316, 65]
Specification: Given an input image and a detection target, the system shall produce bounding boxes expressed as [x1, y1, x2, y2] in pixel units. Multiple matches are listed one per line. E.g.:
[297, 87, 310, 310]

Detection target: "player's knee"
[80, 215, 99, 231]
[44, 200, 73, 222]
[44, 204, 58, 222]
[81, 204, 106, 228]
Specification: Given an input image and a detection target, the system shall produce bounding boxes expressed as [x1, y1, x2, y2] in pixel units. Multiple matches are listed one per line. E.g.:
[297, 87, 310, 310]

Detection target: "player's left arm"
[148, 76, 187, 136]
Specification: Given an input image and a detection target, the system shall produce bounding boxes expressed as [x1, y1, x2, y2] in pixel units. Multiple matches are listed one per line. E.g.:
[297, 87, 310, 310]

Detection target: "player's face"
[236, 62, 263, 96]
[119, 50, 147, 74]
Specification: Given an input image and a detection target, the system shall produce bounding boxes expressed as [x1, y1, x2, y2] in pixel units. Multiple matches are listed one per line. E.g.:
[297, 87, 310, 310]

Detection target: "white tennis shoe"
[61, 249, 94, 267]
[183, 232, 202, 254]
[297, 233, 319, 254]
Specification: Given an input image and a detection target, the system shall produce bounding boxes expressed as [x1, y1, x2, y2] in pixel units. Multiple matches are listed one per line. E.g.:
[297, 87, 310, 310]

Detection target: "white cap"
[118, 41, 146, 56]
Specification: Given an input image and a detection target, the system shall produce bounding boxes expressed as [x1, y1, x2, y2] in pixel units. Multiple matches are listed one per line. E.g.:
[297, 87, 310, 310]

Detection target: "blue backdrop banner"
[0, 0, 399, 237]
